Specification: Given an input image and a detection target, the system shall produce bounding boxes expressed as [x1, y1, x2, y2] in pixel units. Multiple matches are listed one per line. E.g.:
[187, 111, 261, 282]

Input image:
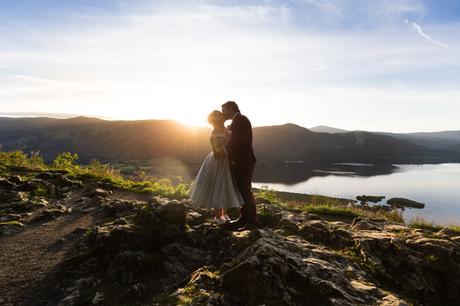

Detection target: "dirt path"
[0, 212, 95, 306]
[0, 189, 149, 306]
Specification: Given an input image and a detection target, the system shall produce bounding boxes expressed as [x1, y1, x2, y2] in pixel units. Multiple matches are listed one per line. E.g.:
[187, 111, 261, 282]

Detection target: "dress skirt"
[189, 152, 243, 209]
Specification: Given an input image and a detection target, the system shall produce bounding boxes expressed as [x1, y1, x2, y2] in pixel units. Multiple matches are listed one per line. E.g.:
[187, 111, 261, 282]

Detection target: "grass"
[1, 150, 190, 199]
[302, 205, 360, 218]
[408, 215, 460, 234]
[254, 186, 351, 206]
[0, 220, 25, 226]
[255, 186, 404, 223]
[292, 203, 403, 223]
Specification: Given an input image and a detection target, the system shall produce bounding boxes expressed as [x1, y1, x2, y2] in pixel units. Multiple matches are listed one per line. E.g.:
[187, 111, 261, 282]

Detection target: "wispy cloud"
[406, 19, 449, 48]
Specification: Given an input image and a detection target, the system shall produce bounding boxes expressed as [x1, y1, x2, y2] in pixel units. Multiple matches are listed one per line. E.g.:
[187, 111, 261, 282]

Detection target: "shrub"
[0, 150, 46, 169]
[256, 185, 280, 204]
[53, 152, 79, 171]
[0, 150, 28, 166]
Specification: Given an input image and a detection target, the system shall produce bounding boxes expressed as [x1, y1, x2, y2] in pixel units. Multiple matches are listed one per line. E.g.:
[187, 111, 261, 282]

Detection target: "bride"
[189, 110, 243, 224]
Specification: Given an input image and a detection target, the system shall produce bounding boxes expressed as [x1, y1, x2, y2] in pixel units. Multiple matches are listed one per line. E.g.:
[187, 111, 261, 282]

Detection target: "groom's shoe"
[237, 224, 257, 231]
[221, 217, 245, 231]
[237, 219, 259, 231]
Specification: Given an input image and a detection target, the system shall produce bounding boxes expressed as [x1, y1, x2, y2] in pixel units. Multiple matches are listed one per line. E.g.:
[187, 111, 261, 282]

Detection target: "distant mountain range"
[1, 117, 459, 164]
[309, 124, 460, 153]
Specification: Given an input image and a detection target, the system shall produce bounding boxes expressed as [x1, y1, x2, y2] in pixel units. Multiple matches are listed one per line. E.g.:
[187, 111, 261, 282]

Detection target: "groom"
[221, 101, 258, 230]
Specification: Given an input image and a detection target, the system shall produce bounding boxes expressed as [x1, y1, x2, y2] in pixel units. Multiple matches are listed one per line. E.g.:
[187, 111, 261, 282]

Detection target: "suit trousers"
[230, 162, 257, 223]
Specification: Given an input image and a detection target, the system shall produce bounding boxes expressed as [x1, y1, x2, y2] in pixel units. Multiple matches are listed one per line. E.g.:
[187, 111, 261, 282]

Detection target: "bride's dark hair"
[208, 110, 224, 126]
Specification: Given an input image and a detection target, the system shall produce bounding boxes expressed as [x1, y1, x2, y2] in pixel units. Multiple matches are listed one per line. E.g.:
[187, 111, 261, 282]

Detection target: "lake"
[120, 159, 460, 225]
[253, 163, 460, 225]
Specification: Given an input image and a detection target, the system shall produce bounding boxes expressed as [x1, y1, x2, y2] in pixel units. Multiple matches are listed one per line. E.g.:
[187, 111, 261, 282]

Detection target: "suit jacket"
[226, 113, 257, 165]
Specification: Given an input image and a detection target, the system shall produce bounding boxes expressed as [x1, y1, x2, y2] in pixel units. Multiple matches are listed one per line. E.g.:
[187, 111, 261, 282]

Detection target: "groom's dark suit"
[226, 113, 257, 224]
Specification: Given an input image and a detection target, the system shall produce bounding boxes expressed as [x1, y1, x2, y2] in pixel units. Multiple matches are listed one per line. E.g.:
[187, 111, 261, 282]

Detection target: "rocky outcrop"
[0, 169, 83, 235]
[56, 197, 460, 306]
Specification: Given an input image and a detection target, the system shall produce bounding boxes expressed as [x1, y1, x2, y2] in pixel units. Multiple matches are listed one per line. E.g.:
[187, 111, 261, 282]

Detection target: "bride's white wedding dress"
[189, 130, 243, 209]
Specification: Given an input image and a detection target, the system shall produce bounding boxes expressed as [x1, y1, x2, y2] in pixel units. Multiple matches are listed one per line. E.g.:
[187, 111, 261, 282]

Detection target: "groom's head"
[221, 101, 239, 120]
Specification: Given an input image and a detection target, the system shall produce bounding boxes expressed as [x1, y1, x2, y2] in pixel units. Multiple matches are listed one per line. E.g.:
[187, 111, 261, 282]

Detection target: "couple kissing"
[189, 101, 257, 231]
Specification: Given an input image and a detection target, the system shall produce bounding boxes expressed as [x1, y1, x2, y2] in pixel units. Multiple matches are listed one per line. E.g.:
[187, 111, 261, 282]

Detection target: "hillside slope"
[1, 117, 459, 164]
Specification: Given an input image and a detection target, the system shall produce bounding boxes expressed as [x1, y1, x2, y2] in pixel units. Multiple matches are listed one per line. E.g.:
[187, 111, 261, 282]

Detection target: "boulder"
[0, 220, 25, 235]
[186, 211, 207, 226]
[387, 198, 425, 209]
[356, 195, 385, 205]
[33, 208, 67, 222]
[0, 213, 22, 222]
[0, 178, 15, 190]
[298, 220, 354, 249]
[351, 218, 383, 231]
[87, 188, 112, 198]
[36, 172, 75, 187]
[16, 179, 56, 197]
[102, 199, 137, 217]
[167, 266, 221, 305]
[434, 227, 460, 239]
[157, 201, 187, 226]
[8, 175, 22, 184]
[0, 191, 27, 203]
[133, 201, 186, 247]
[257, 203, 282, 228]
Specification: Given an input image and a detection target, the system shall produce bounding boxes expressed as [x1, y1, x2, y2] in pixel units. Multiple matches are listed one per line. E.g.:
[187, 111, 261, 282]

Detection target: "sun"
[170, 105, 215, 128]
[175, 115, 210, 128]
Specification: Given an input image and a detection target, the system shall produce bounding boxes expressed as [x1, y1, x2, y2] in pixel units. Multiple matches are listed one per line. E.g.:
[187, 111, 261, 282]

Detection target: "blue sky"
[0, 0, 459, 131]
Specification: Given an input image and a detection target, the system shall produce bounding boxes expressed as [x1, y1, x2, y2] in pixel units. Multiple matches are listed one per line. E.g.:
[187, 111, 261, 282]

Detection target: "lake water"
[252, 163, 460, 225]
[132, 160, 460, 225]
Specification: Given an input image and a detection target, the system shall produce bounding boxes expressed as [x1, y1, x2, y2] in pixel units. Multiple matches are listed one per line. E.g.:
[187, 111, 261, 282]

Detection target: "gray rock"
[88, 188, 112, 198]
[8, 175, 22, 184]
[220, 231, 401, 306]
[0, 178, 15, 190]
[92, 292, 104, 305]
[351, 219, 383, 231]
[0, 221, 25, 235]
[0, 214, 22, 222]
[186, 211, 206, 226]
[434, 227, 459, 239]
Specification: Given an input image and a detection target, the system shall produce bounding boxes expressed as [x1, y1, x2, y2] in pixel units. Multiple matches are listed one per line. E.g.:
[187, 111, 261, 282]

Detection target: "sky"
[0, 0, 459, 132]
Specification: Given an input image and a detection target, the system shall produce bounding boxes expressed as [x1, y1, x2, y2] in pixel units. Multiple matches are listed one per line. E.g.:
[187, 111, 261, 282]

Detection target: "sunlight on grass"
[408, 215, 460, 234]
[254, 185, 404, 223]
[1, 150, 190, 199]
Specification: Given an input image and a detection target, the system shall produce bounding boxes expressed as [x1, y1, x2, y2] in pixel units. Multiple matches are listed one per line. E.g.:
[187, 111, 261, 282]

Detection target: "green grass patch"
[253, 187, 352, 206]
[253, 185, 404, 223]
[303, 205, 360, 218]
[274, 200, 404, 223]
[408, 216, 460, 234]
[1, 150, 190, 199]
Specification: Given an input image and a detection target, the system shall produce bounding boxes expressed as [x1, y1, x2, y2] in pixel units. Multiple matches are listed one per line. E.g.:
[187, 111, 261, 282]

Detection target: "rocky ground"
[1, 167, 460, 306]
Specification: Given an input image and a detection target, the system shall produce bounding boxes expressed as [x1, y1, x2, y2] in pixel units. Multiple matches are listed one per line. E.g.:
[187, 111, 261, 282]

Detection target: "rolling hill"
[1, 117, 459, 164]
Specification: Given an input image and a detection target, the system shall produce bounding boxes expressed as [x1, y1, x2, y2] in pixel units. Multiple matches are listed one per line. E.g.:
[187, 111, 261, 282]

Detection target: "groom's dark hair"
[222, 101, 240, 112]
